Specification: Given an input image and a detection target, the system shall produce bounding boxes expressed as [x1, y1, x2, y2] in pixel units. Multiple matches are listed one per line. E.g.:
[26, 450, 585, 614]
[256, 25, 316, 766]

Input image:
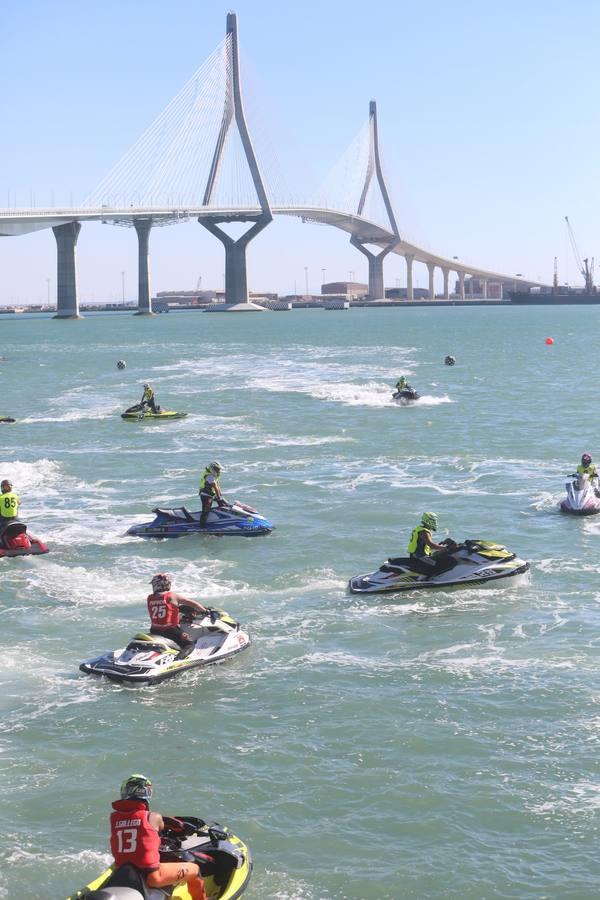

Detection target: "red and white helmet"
[150, 573, 172, 592]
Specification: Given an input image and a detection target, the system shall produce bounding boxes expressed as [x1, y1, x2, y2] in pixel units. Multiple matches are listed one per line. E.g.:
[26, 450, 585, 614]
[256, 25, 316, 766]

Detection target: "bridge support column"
[53, 222, 82, 319]
[427, 262, 435, 300]
[134, 218, 153, 315]
[201, 217, 271, 309]
[442, 267, 450, 300]
[406, 254, 414, 301]
[458, 271, 465, 300]
[349, 236, 395, 300]
[482, 278, 488, 300]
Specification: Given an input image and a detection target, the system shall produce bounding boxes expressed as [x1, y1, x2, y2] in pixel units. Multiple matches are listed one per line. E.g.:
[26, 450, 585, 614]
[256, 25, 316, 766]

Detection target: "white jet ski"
[349, 539, 530, 594]
[80, 607, 250, 684]
[560, 473, 600, 516]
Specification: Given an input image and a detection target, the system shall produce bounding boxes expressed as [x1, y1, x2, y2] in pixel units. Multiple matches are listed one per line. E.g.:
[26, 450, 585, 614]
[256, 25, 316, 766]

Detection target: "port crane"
[565, 216, 594, 292]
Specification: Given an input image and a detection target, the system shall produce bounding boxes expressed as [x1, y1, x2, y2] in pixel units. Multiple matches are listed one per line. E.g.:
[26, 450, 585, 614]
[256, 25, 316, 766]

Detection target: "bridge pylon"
[199, 12, 272, 311]
[350, 101, 400, 300]
[53, 222, 82, 318]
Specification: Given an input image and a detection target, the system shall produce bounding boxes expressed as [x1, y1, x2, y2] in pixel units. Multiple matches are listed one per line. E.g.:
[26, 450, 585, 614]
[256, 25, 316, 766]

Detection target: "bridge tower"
[199, 12, 273, 310]
[350, 101, 400, 300]
[53, 222, 82, 319]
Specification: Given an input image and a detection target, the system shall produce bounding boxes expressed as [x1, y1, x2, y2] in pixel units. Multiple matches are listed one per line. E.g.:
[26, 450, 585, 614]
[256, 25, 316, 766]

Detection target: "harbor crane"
[565, 216, 594, 292]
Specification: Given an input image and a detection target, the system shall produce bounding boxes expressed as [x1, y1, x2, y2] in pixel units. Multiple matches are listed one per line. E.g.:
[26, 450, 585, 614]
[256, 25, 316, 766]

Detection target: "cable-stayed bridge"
[0, 13, 545, 317]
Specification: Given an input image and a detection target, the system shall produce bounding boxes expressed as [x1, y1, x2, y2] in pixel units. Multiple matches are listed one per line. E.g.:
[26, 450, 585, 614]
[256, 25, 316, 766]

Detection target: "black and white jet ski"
[67, 815, 252, 900]
[560, 473, 600, 516]
[127, 502, 273, 538]
[80, 607, 250, 684]
[392, 386, 420, 404]
[349, 539, 530, 593]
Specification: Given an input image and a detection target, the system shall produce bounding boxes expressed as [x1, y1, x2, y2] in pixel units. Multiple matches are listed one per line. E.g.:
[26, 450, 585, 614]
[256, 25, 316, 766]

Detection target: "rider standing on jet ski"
[407, 512, 451, 574]
[0, 479, 19, 535]
[140, 383, 159, 413]
[147, 574, 207, 658]
[199, 461, 227, 527]
[395, 376, 410, 392]
[110, 774, 206, 900]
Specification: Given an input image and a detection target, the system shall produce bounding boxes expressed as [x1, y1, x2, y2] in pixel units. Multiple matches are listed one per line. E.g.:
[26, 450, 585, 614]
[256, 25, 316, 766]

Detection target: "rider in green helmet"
[407, 512, 450, 574]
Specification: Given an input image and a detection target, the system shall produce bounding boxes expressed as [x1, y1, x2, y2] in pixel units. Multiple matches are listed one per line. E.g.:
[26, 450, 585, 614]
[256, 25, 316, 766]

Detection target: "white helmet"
[207, 461, 222, 475]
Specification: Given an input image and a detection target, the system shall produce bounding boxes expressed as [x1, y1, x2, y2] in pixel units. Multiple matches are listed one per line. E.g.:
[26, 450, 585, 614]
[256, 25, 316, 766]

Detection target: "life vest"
[407, 525, 432, 556]
[396, 379, 407, 391]
[199, 469, 219, 495]
[142, 387, 154, 401]
[147, 591, 180, 628]
[577, 464, 597, 479]
[0, 491, 19, 519]
[110, 799, 160, 871]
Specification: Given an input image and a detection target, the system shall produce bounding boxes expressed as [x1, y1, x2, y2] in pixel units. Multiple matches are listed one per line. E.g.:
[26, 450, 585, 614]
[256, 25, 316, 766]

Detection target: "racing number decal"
[116, 828, 138, 854]
[2, 497, 16, 510]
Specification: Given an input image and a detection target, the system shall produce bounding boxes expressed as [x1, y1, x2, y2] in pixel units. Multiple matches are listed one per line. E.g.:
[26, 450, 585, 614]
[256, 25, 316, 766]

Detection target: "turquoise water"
[1, 307, 599, 899]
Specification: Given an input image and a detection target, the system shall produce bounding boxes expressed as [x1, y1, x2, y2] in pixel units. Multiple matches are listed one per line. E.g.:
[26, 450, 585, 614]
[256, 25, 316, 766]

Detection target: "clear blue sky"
[1, 0, 599, 303]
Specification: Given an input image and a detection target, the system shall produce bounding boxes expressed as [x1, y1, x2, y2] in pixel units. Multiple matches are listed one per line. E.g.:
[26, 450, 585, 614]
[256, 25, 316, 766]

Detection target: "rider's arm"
[149, 811, 164, 832]
[423, 532, 447, 553]
[172, 593, 207, 614]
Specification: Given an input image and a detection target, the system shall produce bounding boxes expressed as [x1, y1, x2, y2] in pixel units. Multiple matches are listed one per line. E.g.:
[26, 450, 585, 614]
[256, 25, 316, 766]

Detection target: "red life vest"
[110, 799, 161, 870]
[147, 591, 179, 628]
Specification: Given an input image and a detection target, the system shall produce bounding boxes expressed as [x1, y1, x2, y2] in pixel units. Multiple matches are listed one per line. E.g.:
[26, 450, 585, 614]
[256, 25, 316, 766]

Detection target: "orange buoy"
[545, 337, 554, 345]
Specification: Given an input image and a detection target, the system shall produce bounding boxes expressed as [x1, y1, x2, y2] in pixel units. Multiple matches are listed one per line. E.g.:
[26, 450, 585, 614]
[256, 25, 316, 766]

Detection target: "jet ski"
[560, 473, 600, 516]
[392, 387, 419, 404]
[349, 539, 529, 593]
[0, 416, 16, 423]
[80, 607, 250, 684]
[127, 502, 273, 538]
[0, 520, 49, 558]
[67, 815, 252, 900]
[121, 403, 187, 421]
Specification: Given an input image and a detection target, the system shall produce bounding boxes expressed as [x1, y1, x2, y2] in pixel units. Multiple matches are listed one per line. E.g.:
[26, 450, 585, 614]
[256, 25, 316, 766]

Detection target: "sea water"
[0, 307, 599, 899]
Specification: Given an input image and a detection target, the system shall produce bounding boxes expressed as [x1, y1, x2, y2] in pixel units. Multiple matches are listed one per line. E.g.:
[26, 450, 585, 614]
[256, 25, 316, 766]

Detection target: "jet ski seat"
[128, 633, 181, 652]
[381, 556, 412, 571]
[85, 863, 148, 899]
[153, 507, 195, 522]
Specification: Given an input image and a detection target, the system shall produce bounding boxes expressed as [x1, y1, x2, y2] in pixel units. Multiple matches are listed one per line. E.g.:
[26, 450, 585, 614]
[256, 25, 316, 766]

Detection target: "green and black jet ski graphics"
[121, 403, 187, 421]
[67, 815, 252, 900]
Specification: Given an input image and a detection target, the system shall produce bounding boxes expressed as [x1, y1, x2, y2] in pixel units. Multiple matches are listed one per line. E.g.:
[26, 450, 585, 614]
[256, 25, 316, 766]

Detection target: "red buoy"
[545, 337, 554, 345]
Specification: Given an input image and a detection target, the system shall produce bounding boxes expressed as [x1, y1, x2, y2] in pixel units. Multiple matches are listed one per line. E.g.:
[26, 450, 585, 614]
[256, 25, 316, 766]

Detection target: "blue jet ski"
[127, 501, 273, 538]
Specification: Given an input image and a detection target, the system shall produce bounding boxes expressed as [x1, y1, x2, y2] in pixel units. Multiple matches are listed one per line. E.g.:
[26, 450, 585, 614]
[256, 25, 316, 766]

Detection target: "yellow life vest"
[0, 491, 19, 518]
[199, 469, 220, 494]
[577, 464, 597, 478]
[142, 387, 154, 401]
[407, 525, 431, 556]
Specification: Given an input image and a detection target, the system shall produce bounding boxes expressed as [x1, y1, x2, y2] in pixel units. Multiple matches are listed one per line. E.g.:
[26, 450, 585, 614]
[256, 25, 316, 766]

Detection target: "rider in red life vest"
[110, 774, 206, 900]
[147, 573, 208, 658]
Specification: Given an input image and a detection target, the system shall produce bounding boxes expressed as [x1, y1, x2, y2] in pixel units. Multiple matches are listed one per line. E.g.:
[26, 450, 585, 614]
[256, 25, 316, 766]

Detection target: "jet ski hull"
[560, 477, 600, 515]
[121, 410, 187, 421]
[349, 540, 530, 594]
[392, 389, 420, 404]
[67, 818, 252, 900]
[80, 610, 250, 684]
[0, 417, 16, 423]
[128, 504, 273, 538]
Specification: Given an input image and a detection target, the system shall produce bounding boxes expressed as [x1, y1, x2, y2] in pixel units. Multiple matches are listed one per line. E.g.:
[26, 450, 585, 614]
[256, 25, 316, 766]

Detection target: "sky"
[1, 0, 599, 304]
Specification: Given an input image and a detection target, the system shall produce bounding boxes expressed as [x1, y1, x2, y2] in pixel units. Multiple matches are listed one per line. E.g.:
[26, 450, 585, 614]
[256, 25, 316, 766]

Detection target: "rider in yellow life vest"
[395, 376, 408, 392]
[198, 461, 227, 526]
[407, 512, 449, 573]
[0, 479, 19, 534]
[140, 383, 159, 414]
[577, 453, 597, 480]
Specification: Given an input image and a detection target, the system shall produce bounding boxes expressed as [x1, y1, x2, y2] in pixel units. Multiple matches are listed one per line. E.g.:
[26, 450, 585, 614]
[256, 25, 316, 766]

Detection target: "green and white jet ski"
[80, 607, 249, 684]
[121, 403, 187, 421]
[349, 539, 530, 594]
